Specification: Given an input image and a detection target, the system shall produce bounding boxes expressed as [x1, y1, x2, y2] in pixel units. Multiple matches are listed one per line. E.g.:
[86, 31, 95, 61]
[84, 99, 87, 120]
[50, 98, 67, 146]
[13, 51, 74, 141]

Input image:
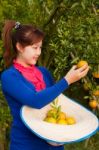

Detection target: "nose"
[36, 47, 41, 56]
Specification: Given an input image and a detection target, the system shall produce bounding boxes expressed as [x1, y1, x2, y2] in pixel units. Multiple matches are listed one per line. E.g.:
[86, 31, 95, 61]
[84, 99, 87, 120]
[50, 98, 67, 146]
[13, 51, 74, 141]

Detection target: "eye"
[32, 46, 42, 49]
[32, 46, 38, 49]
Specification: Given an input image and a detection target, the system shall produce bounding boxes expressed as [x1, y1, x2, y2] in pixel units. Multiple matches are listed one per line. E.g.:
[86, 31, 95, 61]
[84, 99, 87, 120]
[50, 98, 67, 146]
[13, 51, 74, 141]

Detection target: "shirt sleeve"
[1, 70, 69, 109]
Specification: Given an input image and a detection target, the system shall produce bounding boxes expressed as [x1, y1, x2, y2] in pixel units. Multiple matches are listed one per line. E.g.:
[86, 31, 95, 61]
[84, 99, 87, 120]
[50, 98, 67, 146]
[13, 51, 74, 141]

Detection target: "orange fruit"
[92, 72, 99, 78]
[58, 112, 66, 120]
[57, 119, 67, 125]
[77, 60, 88, 68]
[89, 100, 97, 109]
[66, 117, 76, 125]
[47, 109, 57, 118]
[93, 90, 99, 96]
[44, 117, 57, 124]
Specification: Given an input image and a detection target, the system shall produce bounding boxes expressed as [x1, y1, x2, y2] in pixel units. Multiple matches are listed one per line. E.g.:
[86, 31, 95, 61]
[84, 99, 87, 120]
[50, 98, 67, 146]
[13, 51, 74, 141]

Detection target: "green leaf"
[71, 2, 79, 9]
[81, 2, 86, 10]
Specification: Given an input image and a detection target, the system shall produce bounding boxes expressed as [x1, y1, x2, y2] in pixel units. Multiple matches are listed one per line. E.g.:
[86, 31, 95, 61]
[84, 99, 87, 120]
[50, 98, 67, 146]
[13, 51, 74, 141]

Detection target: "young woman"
[1, 20, 89, 150]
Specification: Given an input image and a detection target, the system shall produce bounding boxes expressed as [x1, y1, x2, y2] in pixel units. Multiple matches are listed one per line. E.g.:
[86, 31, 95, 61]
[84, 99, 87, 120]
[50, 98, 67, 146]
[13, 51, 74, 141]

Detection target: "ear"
[16, 42, 24, 53]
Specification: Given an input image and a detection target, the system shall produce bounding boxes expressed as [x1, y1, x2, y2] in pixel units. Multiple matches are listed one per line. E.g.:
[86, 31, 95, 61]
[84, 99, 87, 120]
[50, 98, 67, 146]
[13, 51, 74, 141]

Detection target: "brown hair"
[2, 20, 44, 67]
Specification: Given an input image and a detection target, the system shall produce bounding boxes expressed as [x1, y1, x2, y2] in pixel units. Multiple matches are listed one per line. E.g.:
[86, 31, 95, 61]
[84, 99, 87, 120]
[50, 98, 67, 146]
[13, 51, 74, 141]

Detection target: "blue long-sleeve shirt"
[1, 65, 69, 150]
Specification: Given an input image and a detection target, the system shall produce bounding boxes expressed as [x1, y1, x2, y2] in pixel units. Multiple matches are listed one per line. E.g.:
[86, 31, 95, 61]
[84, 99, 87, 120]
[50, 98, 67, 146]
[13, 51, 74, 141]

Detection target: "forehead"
[33, 41, 42, 46]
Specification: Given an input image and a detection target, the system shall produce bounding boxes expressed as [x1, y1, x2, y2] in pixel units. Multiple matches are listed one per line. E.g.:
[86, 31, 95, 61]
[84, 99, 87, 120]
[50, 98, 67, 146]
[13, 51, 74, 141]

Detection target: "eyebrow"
[33, 44, 42, 46]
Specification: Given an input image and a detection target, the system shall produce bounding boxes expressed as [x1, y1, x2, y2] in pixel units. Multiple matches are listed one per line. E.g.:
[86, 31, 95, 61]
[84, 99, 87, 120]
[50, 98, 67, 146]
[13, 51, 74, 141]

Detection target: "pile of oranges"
[43, 99, 76, 125]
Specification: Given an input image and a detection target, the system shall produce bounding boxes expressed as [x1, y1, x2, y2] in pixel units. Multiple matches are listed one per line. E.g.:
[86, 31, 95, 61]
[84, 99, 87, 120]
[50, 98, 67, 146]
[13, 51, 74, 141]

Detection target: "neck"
[15, 57, 31, 67]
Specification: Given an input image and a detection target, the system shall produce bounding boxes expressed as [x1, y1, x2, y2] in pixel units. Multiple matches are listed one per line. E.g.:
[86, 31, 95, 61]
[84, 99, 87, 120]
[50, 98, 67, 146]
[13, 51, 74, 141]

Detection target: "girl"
[1, 20, 89, 150]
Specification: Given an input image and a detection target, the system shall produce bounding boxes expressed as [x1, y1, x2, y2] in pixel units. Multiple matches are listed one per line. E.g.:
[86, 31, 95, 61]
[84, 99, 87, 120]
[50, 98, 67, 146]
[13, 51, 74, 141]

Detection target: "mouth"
[33, 57, 39, 61]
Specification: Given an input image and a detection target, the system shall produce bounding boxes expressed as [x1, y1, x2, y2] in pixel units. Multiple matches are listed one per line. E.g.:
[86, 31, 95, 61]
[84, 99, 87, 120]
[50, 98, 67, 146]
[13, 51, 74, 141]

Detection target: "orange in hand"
[77, 60, 88, 68]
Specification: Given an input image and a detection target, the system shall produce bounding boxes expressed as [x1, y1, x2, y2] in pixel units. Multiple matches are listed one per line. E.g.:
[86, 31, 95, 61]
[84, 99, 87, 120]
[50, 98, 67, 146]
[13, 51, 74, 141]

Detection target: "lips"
[33, 57, 39, 61]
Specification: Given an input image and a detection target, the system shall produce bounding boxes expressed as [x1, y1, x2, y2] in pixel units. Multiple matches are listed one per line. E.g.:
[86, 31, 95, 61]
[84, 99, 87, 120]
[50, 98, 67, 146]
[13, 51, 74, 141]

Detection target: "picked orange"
[57, 119, 67, 125]
[66, 117, 76, 125]
[58, 112, 66, 120]
[47, 109, 57, 118]
[44, 117, 57, 124]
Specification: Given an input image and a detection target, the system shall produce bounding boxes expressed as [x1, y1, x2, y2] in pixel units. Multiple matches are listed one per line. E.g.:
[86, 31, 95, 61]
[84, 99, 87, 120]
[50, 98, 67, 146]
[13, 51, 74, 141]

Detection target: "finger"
[80, 67, 89, 77]
[71, 65, 77, 70]
[78, 64, 88, 72]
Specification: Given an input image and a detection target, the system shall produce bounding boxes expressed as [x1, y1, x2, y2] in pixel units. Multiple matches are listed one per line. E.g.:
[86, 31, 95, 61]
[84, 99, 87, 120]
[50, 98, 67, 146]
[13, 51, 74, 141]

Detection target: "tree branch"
[43, 0, 64, 28]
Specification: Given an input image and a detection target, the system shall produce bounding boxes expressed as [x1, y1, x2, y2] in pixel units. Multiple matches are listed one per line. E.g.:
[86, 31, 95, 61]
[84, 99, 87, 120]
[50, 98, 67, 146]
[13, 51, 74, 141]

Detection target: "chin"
[31, 61, 37, 65]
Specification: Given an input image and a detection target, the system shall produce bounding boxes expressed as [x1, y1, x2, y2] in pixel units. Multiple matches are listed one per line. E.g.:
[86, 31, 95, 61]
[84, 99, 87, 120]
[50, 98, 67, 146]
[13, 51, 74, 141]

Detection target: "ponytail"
[2, 20, 16, 67]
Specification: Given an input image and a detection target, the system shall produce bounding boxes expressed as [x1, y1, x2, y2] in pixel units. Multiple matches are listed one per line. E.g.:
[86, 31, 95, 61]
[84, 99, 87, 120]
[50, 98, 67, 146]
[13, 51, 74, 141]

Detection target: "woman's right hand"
[64, 64, 89, 85]
[47, 142, 63, 146]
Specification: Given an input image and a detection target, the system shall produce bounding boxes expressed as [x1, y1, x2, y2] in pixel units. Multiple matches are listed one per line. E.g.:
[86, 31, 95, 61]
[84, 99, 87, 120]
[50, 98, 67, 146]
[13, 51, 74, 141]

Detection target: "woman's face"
[17, 41, 42, 66]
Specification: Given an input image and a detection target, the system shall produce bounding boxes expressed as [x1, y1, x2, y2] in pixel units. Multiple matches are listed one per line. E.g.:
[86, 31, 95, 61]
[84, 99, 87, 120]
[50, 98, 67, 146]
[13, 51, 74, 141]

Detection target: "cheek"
[24, 50, 35, 59]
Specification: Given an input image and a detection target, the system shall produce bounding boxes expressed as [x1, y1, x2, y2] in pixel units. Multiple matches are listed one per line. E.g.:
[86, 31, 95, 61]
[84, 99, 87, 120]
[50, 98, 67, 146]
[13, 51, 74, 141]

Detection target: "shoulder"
[1, 66, 20, 81]
[38, 66, 55, 84]
[38, 66, 52, 76]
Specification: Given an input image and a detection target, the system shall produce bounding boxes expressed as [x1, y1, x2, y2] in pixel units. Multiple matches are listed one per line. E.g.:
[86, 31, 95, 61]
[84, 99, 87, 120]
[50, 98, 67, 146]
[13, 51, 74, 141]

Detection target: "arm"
[1, 70, 69, 109]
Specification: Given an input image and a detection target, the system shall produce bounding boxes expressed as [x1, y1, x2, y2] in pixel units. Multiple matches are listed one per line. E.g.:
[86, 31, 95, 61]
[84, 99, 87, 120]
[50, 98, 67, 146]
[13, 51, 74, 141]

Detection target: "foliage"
[0, 87, 11, 150]
[65, 132, 99, 150]
[0, 0, 99, 149]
